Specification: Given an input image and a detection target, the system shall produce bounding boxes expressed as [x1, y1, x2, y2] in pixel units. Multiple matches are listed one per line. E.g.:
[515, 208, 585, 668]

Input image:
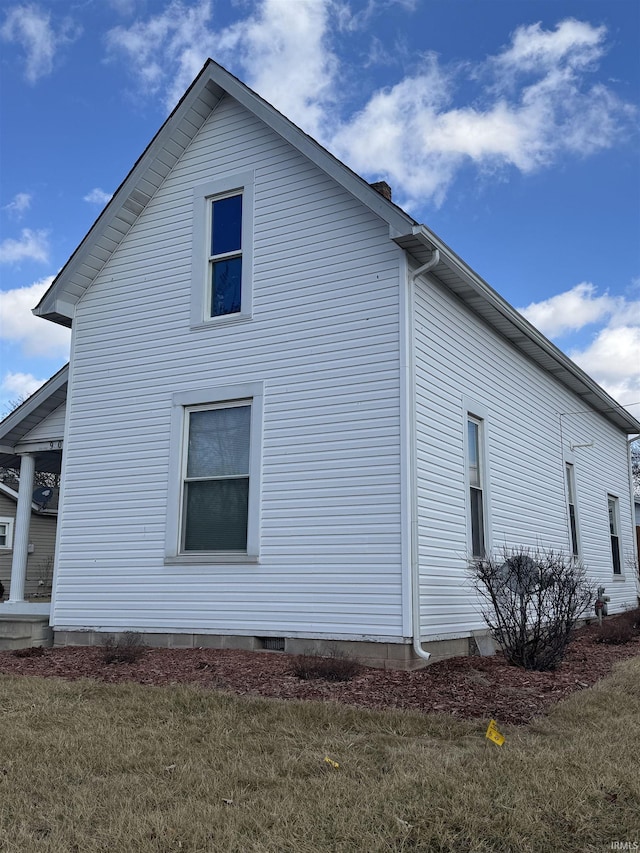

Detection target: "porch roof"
[0, 365, 68, 474]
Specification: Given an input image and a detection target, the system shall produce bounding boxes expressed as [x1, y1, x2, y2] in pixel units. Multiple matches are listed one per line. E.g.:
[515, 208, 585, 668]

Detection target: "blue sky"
[0, 0, 638, 421]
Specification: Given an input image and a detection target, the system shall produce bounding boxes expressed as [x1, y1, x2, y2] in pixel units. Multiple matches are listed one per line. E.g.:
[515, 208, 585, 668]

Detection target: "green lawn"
[1, 658, 639, 852]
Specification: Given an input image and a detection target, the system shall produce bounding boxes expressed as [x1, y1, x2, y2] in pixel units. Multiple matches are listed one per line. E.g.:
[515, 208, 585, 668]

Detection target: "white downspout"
[408, 248, 440, 663]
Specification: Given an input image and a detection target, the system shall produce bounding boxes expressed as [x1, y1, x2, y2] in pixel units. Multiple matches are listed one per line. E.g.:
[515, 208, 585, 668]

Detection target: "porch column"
[7, 452, 35, 604]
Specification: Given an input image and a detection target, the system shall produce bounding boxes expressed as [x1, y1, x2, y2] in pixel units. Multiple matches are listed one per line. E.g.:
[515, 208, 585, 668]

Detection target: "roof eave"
[395, 226, 640, 435]
[0, 364, 69, 448]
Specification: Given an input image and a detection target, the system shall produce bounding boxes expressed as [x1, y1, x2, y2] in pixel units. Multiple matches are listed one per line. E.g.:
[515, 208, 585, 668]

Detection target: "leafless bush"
[101, 632, 146, 665]
[596, 619, 635, 646]
[596, 608, 640, 645]
[470, 547, 594, 671]
[12, 645, 46, 658]
[291, 648, 362, 682]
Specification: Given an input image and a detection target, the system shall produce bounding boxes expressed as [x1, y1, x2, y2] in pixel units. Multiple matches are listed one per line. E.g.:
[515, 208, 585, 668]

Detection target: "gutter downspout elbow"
[411, 248, 440, 282]
[408, 248, 440, 664]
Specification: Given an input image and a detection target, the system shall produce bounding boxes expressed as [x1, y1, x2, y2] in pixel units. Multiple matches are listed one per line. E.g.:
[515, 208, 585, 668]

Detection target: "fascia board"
[34, 66, 224, 321]
[33, 297, 76, 324]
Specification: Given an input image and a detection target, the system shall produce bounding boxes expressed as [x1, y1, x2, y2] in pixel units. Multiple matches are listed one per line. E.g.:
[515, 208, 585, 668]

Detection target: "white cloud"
[106, 0, 215, 109]
[1, 370, 46, 400]
[0, 3, 79, 83]
[0, 228, 49, 264]
[570, 326, 640, 405]
[0, 277, 71, 357]
[3, 192, 32, 218]
[333, 20, 631, 206]
[494, 18, 606, 75]
[519, 283, 620, 338]
[520, 282, 640, 406]
[107, 0, 138, 15]
[215, 0, 338, 139]
[105, 6, 633, 208]
[106, 0, 338, 137]
[83, 188, 113, 206]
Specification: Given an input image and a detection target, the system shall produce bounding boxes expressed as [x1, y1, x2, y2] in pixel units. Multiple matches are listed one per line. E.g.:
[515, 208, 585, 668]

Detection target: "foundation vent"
[258, 637, 286, 651]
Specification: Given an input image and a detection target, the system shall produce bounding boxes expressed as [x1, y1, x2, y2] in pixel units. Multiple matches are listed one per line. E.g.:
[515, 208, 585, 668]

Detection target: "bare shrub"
[12, 645, 46, 658]
[470, 547, 594, 671]
[596, 619, 635, 646]
[291, 649, 362, 682]
[101, 632, 146, 665]
[596, 609, 640, 646]
[621, 607, 640, 632]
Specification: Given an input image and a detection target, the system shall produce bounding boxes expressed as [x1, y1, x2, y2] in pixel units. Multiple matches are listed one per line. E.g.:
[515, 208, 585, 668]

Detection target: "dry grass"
[1, 658, 639, 852]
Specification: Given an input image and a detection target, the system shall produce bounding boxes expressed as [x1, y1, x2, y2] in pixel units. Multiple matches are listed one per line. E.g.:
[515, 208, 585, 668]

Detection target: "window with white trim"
[565, 463, 579, 557]
[607, 494, 622, 575]
[191, 172, 254, 327]
[467, 416, 486, 558]
[0, 517, 13, 549]
[165, 382, 263, 561]
[181, 402, 250, 551]
[208, 193, 242, 318]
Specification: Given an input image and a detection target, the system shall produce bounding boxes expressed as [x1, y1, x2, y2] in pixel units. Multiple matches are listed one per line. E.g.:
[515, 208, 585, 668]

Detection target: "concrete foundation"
[53, 629, 486, 669]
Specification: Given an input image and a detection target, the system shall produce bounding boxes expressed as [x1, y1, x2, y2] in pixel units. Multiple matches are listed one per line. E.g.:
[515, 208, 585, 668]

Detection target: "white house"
[5, 60, 639, 665]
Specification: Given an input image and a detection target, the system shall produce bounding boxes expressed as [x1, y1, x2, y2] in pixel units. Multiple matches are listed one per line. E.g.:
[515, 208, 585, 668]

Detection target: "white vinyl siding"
[413, 270, 637, 639]
[18, 403, 66, 444]
[52, 95, 405, 640]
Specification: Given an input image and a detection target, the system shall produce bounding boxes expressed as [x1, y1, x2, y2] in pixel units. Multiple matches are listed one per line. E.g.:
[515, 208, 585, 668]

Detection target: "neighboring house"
[0, 483, 57, 599]
[6, 60, 639, 665]
[0, 366, 66, 612]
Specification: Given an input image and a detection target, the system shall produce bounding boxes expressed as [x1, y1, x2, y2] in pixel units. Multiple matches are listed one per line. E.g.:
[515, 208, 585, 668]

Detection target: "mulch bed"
[1, 619, 639, 725]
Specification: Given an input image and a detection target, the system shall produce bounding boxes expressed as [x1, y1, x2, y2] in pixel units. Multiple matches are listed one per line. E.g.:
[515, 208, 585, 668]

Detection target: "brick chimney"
[370, 181, 392, 201]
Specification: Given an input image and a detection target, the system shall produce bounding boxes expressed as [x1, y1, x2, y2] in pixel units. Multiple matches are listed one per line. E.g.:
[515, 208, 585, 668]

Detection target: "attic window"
[209, 193, 243, 317]
[190, 170, 254, 328]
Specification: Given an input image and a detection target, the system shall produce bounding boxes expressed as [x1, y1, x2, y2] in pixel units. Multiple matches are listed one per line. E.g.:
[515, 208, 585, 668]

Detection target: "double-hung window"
[182, 403, 250, 551]
[565, 463, 579, 557]
[165, 382, 263, 562]
[191, 171, 254, 327]
[607, 495, 621, 575]
[467, 415, 486, 558]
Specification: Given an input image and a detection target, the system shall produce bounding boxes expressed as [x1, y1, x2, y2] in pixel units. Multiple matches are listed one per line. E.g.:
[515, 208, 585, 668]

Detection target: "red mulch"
[1, 619, 639, 725]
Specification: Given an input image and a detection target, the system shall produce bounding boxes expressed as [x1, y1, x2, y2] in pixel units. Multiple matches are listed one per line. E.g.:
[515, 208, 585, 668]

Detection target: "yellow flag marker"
[324, 756, 340, 769]
[485, 719, 505, 747]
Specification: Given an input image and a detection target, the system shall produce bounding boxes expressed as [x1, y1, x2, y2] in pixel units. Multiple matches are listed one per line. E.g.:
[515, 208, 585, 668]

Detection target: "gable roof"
[0, 364, 68, 473]
[33, 60, 640, 435]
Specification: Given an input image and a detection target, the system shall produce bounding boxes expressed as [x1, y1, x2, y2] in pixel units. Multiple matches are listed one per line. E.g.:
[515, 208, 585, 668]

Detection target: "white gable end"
[53, 94, 407, 641]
